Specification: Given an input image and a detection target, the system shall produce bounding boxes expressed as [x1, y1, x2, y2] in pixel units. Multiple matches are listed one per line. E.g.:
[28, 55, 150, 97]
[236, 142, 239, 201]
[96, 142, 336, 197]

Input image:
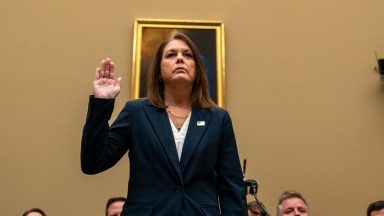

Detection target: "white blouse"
[168, 113, 191, 160]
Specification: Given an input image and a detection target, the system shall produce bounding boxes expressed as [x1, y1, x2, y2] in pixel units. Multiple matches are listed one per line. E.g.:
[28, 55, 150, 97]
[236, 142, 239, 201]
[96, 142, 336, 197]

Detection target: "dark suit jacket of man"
[81, 97, 247, 216]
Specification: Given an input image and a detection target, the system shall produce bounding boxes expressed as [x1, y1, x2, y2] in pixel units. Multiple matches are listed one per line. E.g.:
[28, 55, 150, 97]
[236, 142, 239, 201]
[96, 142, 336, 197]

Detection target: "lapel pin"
[197, 121, 205, 126]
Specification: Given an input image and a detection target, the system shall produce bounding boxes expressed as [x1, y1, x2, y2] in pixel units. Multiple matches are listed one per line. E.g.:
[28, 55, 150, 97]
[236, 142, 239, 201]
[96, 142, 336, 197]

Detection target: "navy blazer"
[81, 97, 247, 216]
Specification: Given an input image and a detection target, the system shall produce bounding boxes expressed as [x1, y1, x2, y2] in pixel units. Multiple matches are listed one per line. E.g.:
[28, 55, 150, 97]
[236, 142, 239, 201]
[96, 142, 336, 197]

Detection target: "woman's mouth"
[174, 67, 187, 73]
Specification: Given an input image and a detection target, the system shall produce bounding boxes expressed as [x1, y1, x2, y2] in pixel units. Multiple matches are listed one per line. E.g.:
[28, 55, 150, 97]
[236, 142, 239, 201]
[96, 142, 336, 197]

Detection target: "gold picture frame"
[131, 18, 226, 107]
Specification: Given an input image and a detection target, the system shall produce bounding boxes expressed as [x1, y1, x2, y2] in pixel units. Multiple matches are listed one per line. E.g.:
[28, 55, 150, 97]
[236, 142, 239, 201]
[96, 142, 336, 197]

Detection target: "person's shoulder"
[123, 98, 151, 110]
[209, 106, 228, 113]
[206, 106, 231, 118]
[126, 98, 149, 106]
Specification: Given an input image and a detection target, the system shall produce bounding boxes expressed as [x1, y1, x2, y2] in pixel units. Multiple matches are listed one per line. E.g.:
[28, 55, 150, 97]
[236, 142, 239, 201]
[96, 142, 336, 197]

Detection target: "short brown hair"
[105, 197, 126, 216]
[146, 32, 216, 109]
[367, 200, 384, 216]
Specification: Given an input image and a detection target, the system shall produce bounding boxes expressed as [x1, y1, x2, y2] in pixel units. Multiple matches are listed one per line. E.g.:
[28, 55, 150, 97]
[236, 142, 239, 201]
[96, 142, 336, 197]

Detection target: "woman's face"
[160, 39, 196, 86]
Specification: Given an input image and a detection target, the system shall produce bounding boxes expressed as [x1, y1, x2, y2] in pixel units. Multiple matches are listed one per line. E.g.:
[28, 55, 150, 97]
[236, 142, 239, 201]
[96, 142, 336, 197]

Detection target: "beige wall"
[1, 0, 384, 215]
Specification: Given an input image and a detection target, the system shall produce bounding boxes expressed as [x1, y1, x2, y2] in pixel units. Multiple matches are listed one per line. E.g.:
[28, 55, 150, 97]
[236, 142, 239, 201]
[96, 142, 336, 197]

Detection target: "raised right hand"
[93, 58, 122, 99]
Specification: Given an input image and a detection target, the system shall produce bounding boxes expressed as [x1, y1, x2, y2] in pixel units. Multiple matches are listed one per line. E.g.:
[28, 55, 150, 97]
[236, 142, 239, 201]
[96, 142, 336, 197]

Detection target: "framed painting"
[131, 18, 226, 107]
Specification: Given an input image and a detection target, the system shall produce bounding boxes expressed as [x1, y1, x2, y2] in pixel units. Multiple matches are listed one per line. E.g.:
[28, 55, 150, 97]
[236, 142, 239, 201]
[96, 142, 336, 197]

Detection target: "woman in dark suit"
[81, 32, 247, 216]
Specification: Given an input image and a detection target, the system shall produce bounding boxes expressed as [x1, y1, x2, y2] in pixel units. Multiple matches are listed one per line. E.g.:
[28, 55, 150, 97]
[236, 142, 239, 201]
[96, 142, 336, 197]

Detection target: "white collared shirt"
[168, 113, 191, 160]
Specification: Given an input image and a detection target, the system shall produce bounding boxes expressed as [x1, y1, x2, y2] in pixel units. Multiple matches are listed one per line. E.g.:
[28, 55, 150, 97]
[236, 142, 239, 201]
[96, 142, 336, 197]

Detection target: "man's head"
[277, 190, 309, 216]
[248, 201, 263, 216]
[367, 200, 384, 216]
[22, 208, 46, 216]
[105, 197, 126, 216]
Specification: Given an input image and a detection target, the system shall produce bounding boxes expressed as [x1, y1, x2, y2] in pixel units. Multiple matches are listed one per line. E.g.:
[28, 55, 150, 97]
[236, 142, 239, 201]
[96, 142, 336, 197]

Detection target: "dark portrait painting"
[131, 19, 225, 107]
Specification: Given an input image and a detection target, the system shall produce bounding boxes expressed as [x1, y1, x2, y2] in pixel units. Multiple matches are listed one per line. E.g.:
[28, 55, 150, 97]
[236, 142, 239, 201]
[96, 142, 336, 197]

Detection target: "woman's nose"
[176, 53, 184, 63]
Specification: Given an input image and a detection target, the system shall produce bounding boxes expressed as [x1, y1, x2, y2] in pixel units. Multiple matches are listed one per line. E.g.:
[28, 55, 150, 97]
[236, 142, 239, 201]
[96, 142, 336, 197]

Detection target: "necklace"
[171, 116, 182, 131]
[167, 109, 190, 119]
[167, 109, 190, 131]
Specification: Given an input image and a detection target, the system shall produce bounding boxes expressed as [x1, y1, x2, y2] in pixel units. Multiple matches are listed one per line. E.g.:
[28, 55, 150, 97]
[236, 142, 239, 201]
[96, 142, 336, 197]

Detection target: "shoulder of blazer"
[125, 98, 149, 106]
[123, 98, 165, 118]
[123, 98, 155, 110]
[208, 106, 230, 118]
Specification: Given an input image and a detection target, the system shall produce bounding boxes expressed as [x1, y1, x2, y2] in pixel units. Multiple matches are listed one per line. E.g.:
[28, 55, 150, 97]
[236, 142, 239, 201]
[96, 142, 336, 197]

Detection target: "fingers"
[109, 61, 115, 79]
[100, 58, 108, 78]
[101, 58, 112, 78]
[95, 67, 101, 80]
[96, 58, 115, 80]
[104, 58, 110, 78]
[115, 77, 122, 87]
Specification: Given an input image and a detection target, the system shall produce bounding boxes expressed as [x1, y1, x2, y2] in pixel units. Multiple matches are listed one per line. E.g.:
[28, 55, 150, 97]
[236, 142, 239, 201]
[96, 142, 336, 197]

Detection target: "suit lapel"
[180, 108, 211, 170]
[143, 103, 182, 181]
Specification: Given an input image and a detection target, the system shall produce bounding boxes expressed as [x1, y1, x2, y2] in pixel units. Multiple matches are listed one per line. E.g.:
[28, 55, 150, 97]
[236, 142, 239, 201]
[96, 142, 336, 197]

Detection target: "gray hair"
[276, 190, 308, 216]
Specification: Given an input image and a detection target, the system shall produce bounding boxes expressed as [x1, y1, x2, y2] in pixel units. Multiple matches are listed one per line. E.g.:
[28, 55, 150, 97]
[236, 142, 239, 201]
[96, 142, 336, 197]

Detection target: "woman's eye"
[184, 52, 194, 58]
[165, 53, 176, 58]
